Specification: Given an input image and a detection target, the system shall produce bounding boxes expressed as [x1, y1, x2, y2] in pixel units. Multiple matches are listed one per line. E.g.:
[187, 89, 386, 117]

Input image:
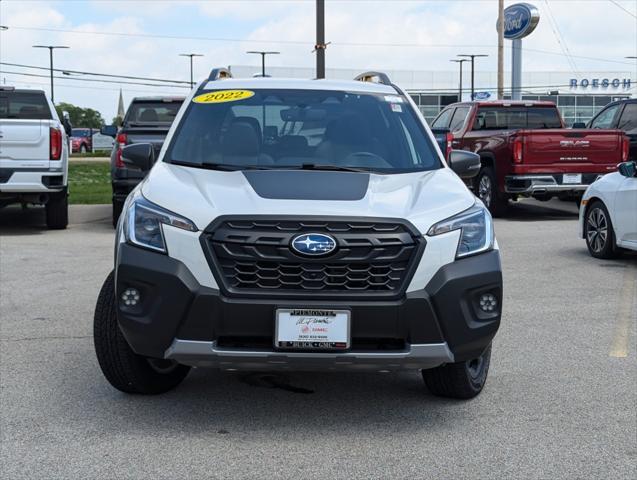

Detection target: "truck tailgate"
[0, 119, 50, 165]
[124, 126, 171, 157]
[519, 129, 622, 173]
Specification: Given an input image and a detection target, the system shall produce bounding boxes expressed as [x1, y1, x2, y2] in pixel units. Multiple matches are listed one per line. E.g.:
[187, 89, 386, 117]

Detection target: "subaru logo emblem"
[291, 233, 337, 256]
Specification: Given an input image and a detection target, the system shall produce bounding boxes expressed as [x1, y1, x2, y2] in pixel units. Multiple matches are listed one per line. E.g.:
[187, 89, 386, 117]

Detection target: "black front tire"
[476, 167, 507, 217]
[45, 189, 68, 229]
[93, 271, 190, 394]
[112, 199, 124, 228]
[585, 200, 618, 259]
[422, 345, 492, 399]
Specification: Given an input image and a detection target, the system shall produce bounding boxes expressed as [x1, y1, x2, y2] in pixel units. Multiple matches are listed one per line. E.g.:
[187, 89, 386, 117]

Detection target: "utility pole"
[450, 59, 468, 101]
[457, 54, 488, 100]
[246, 51, 280, 77]
[32, 45, 69, 104]
[497, 0, 504, 99]
[315, 0, 326, 79]
[179, 53, 203, 88]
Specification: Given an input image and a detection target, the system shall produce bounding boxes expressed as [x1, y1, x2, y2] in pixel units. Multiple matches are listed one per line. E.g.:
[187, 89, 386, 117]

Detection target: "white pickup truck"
[0, 86, 69, 229]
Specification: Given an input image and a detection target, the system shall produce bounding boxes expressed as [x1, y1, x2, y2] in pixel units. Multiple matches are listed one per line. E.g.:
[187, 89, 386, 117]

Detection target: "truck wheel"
[45, 189, 68, 230]
[422, 345, 491, 399]
[93, 271, 190, 394]
[585, 200, 618, 259]
[112, 199, 124, 228]
[476, 167, 507, 216]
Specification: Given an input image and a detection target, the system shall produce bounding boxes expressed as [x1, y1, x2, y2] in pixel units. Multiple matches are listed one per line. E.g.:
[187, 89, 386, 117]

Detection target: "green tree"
[55, 102, 105, 129]
[111, 116, 123, 127]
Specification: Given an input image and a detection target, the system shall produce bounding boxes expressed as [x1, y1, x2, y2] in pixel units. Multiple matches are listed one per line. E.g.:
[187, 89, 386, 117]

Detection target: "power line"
[543, 0, 579, 75]
[0, 61, 190, 84]
[5, 25, 634, 66]
[608, 0, 637, 18]
[0, 70, 189, 88]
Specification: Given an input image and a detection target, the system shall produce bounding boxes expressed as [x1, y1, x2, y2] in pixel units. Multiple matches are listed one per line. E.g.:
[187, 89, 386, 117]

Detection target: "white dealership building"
[229, 65, 635, 126]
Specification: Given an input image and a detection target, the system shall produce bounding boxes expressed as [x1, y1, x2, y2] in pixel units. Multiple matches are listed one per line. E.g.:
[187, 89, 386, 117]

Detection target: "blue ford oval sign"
[501, 3, 540, 40]
[473, 91, 491, 100]
[291, 233, 337, 256]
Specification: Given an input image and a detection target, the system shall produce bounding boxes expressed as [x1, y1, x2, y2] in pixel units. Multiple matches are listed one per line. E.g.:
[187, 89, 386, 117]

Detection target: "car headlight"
[427, 203, 494, 258]
[124, 191, 197, 253]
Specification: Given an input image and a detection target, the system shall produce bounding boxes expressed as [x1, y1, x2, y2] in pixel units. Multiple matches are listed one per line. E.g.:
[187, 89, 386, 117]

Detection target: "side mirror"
[618, 161, 637, 178]
[571, 122, 586, 129]
[100, 125, 118, 137]
[121, 143, 154, 172]
[448, 150, 481, 179]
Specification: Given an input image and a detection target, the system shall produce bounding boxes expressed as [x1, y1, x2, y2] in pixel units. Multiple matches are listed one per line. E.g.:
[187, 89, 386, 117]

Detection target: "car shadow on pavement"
[0, 206, 48, 236]
[86, 369, 474, 436]
[500, 199, 580, 222]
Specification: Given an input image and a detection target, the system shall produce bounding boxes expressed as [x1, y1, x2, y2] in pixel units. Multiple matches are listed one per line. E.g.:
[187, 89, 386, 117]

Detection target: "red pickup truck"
[431, 101, 630, 215]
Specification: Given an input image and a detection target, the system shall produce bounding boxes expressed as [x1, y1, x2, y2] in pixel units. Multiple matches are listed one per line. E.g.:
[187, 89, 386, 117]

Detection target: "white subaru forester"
[94, 69, 502, 399]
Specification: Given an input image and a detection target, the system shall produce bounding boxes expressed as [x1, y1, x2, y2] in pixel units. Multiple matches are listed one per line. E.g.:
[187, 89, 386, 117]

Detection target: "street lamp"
[33, 45, 69, 103]
[457, 54, 488, 101]
[179, 53, 204, 88]
[450, 59, 468, 101]
[246, 51, 280, 77]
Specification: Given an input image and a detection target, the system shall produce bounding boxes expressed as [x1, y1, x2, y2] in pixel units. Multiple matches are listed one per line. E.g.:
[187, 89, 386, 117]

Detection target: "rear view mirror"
[448, 150, 481, 179]
[100, 125, 118, 137]
[618, 161, 637, 178]
[121, 143, 154, 172]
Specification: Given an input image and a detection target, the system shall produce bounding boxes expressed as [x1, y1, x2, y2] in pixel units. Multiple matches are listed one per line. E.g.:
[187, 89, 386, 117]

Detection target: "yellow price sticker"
[192, 90, 255, 104]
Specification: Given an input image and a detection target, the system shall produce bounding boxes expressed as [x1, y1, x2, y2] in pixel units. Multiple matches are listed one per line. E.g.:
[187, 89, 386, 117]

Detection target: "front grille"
[201, 217, 424, 299]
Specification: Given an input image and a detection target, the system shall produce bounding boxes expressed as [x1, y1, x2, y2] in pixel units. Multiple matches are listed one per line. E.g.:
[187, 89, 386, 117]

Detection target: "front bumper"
[115, 244, 502, 371]
[504, 173, 603, 196]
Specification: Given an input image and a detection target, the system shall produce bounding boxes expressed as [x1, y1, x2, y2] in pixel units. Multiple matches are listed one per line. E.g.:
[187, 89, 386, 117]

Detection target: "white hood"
[142, 162, 475, 234]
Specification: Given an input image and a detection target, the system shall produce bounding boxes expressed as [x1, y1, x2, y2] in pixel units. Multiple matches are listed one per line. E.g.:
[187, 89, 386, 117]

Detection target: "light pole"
[457, 54, 488, 100]
[179, 53, 204, 88]
[315, 0, 326, 79]
[450, 59, 468, 101]
[246, 51, 280, 77]
[32, 45, 69, 103]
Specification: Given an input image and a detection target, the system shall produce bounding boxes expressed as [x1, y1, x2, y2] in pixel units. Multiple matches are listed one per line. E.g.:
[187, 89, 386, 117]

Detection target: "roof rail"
[208, 67, 233, 81]
[353, 71, 392, 86]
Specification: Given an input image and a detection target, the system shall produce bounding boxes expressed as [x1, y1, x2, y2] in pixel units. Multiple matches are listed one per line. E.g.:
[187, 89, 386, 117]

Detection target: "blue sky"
[1, 0, 635, 120]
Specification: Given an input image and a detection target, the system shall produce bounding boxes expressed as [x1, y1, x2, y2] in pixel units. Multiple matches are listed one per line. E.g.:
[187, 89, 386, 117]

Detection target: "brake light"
[50, 127, 62, 160]
[445, 132, 454, 160]
[621, 135, 629, 162]
[513, 137, 524, 163]
[115, 132, 127, 168]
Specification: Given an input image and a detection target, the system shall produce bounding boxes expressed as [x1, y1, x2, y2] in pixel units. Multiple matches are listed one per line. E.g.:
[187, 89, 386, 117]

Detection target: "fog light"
[478, 293, 498, 313]
[121, 288, 140, 307]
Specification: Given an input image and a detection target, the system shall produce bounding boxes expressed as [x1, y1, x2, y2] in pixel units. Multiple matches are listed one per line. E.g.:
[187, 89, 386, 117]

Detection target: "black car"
[586, 98, 637, 162]
[101, 96, 184, 226]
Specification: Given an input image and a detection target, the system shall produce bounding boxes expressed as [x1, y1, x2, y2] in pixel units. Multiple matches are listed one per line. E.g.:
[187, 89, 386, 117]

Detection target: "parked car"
[0, 86, 69, 228]
[581, 98, 637, 162]
[431, 101, 629, 215]
[93, 69, 502, 399]
[579, 160, 637, 258]
[101, 96, 185, 226]
[70, 127, 93, 153]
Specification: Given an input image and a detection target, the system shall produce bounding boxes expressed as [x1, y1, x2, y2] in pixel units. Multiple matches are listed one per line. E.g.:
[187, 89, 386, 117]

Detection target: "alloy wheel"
[586, 207, 608, 253]
[478, 174, 492, 207]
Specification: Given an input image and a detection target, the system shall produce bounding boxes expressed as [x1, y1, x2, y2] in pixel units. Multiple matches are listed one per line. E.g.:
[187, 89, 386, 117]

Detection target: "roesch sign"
[502, 3, 540, 39]
[570, 78, 632, 90]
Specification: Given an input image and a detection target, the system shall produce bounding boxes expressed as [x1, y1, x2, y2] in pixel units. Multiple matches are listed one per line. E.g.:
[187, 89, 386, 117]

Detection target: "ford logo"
[291, 233, 337, 256]
[501, 3, 540, 40]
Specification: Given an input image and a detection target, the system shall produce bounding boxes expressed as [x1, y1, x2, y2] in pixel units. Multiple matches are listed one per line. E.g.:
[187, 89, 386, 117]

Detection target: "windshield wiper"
[296, 163, 370, 173]
[169, 161, 270, 171]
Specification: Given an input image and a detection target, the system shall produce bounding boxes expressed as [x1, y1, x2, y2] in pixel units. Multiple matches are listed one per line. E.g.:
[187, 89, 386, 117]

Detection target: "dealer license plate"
[563, 173, 582, 184]
[275, 308, 350, 350]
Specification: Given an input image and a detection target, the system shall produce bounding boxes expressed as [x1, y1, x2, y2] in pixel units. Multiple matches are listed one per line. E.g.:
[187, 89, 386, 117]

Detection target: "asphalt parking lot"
[1, 200, 635, 479]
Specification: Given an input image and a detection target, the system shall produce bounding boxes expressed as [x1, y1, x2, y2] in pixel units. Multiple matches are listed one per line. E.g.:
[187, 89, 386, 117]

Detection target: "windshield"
[124, 101, 182, 126]
[72, 128, 91, 138]
[165, 89, 441, 173]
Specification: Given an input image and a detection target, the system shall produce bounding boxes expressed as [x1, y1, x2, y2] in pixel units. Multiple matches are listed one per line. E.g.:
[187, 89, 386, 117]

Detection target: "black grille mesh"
[202, 218, 423, 297]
